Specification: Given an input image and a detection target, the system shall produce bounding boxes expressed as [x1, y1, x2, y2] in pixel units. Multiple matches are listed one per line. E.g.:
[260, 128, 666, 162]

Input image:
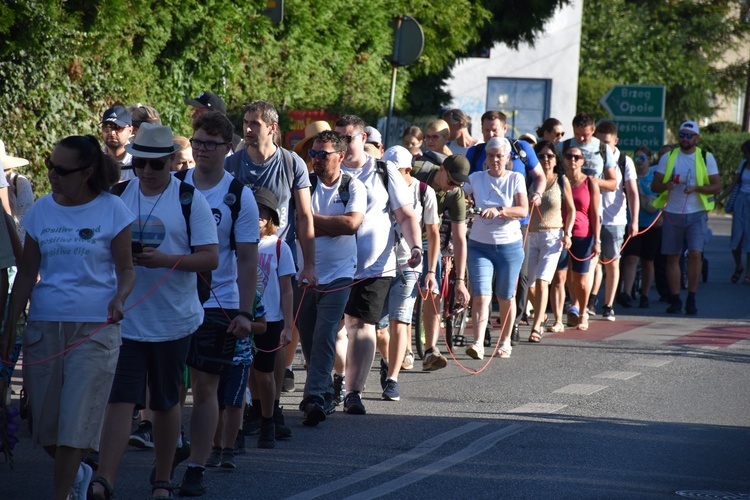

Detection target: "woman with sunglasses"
[536, 118, 565, 145]
[562, 144, 601, 331]
[526, 141, 575, 340]
[620, 147, 663, 307]
[1, 135, 135, 500]
[462, 137, 528, 359]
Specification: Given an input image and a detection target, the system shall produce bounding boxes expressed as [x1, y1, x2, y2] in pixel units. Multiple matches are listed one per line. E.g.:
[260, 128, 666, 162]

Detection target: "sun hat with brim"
[293, 121, 332, 158]
[124, 123, 182, 158]
[0, 140, 29, 169]
[254, 187, 280, 226]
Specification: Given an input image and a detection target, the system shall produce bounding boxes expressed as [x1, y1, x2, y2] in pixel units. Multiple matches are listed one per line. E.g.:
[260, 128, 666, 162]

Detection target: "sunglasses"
[45, 157, 91, 176]
[446, 173, 463, 188]
[343, 133, 362, 144]
[538, 153, 556, 160]
[309, 149, 340, 159]
[189, 139, 229, 151]
[132, 157, 168, 170]
[564, 154, 584, 162]
[633, 155, 649, 162]
[678, 132, 696, 139]
[102, 123, 128, 132]
[425, 134, 442, 141]
[554, 131, 565, 138]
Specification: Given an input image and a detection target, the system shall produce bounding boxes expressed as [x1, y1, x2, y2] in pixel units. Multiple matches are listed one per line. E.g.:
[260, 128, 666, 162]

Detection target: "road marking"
[593, 371, 641, 380]
[553, 384, 608, 395]
[506, 403, 569, 412]
[627, 358, 672, 367]
[286, 421, 489, 500]
[600, 321, 695, 344]
[342, 424, 528, 500]
[666, 324, 750, 348]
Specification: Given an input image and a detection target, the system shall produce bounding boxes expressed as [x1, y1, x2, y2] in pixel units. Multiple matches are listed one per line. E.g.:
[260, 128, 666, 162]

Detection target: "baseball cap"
[382, 145, 412, 170]
[184, 92, 227, 114]
[443, 154, 471, 184]
[679, 121, 700, 135]
[101, 106, 132, 127]
[254, 187, 280, 226]
[365, 126, 382, 145]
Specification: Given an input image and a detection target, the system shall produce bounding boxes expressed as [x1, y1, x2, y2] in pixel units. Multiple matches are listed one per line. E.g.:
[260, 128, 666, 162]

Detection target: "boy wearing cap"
[100, 105, 134, 182]
[376, 145, 440, 401]
[652, 120, 721, 315]
[92, 123, 219, 500]
[175, 112, 260, 495]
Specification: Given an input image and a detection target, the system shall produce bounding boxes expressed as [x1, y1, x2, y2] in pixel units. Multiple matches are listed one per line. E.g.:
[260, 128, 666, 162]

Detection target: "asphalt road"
[2, 214, 749, 499]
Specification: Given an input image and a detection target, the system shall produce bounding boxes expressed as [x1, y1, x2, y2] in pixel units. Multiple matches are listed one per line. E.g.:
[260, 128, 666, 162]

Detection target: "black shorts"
[622, 226, 662, 261]
[186, 308, 238, 375]
[253, 320, 282, 373]
[109, 336, 191, 411]
[344, 277, 393, 325]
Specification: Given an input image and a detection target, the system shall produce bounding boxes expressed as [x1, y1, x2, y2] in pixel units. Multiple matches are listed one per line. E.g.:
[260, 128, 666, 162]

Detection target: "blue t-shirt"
[636, 167, 660, 228]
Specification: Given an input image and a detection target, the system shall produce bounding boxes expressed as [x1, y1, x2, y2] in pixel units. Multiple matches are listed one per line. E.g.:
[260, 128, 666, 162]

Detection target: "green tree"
[578, 0, 750, 133]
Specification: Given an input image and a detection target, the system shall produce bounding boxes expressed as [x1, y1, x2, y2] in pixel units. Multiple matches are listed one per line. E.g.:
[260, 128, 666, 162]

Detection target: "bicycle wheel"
[412, 295, 426, 360]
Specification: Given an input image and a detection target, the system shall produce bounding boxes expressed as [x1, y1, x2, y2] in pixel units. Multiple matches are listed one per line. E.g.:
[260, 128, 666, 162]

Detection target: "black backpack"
[111, 178, 213, 303]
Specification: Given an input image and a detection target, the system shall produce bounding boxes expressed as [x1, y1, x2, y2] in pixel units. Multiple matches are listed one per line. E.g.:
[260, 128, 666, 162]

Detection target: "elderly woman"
[1, 135, 134, 500]
[463, 137, 528, 359]
[526, 141, 575, 341]
[562, 144, 601, 331]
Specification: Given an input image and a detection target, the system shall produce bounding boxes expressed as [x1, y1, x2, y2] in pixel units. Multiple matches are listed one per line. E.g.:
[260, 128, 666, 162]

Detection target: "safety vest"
[653, 147, 715, 211]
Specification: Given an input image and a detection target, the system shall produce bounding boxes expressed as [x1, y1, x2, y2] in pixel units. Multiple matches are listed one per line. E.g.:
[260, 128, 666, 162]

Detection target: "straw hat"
[293, 121, 331, 157]
[0, 140, 29, 170]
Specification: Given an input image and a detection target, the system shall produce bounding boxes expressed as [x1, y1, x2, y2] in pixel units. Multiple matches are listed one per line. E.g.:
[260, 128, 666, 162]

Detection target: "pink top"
[565, 179, 593, 238]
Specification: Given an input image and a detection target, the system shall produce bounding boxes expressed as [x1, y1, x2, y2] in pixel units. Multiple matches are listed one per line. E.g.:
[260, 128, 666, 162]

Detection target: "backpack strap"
[309, 172, 352, 209]
[109, 178, 132, 196]
[276, 236, 282, 261]
[469, 143, 486, 173]
[510, 139, 529, 169]
[178, 180, 195, 249]
[226, 178, 244, 252]
[617, 151, 628, 195]
[375, 159, 389, 193]
[418, 180, 427, 209]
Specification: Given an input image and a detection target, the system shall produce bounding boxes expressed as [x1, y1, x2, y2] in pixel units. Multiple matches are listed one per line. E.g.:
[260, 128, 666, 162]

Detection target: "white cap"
[382, 145, 413, 170]
[679, 121, 700, 135]
[365, 126, 382, 145]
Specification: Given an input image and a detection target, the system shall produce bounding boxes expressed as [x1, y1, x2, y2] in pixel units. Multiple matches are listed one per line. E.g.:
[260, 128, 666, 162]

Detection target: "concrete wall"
[443, 0, 583, 141]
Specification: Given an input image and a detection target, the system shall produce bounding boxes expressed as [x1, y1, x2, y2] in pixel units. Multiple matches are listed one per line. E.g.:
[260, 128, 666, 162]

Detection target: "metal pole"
[386, 65, 398, 149]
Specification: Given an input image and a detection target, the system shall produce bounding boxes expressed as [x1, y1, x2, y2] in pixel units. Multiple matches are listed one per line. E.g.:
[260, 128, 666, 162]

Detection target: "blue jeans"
[296, 278, 352, 404]
[467, 239, 524, 299]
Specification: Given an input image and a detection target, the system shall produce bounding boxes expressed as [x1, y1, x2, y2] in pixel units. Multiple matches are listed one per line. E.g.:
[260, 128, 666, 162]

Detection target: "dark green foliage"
[700, 132, 750, 186]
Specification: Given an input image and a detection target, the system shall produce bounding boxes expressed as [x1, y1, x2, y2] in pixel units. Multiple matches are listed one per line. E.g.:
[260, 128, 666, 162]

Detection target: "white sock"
[74, 463, 85, 483]
[286, 364, 293, 371]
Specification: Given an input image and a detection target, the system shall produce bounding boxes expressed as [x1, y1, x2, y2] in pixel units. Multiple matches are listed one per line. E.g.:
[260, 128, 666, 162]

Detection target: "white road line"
[343, 424, 528, 500]
[553, 384, 608, 395]
[506, 402, 569, 413]
[286, 421, 488, 500]
[628, 358, 672, 367]
[593, 371, 641, 380]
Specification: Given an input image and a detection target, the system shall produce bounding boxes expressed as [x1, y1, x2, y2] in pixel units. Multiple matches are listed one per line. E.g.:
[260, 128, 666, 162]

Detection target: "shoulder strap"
[179, 180, 195, 249]
[470, 143, 486, 173]
[510, 139, 529, 168]
[109, 179, 132, 196]
[617, 152, 628, 194]
[279, 147, 296, 191]
[276, 236, 282, 261]
[339, 173, 352, 208]
[174, 169, 188, 182]
[375, 160, 389, 194]
[418, 180, 427, 208]
[308, 172, 318, 194]
[227, 178, 244, 252]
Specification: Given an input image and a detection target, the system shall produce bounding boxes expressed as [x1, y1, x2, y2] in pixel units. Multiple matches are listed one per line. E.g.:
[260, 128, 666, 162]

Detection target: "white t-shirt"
[602, 148, 637, 226]
[298, 173, 367, 285]
[394, 178, 439, 267]
[656, 149, 719, 214]
[23, 193, 135, 322]
[464, 170, 525, 245]
[119, 176, 218, 342]
[181, 170, 260, 310]
[257, 235, 296, 321]
[341, 156, 413, 278]
[117, 151, 135, 182]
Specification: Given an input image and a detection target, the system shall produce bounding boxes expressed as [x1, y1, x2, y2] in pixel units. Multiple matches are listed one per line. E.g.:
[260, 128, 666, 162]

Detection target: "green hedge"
[699, 132, 750, 187]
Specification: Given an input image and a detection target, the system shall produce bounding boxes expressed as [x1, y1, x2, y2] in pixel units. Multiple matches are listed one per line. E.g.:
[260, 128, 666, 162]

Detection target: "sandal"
[496, 345, 512, 358]
[577, 313, 590, 331]
[151, 481, 174, 500]
[528, 330, 543, 343]
[546, 321, 564, 333]
[88, 477, 114, 500]
[732, 267, 744, 283]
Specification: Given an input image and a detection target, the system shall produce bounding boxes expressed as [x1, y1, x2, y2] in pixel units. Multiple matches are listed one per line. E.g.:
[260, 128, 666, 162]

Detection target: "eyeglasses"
[425, 134, 442, 141]
[189, 139, 229, 151]
[45, 157, 91, 176]
[309, 149, 340, 159]
[132, 157, 168, 171]
[538, 153, 556, 161]
[564, 154, 584, 162]
[633, 155, 649, 162]
[343, 133, 362, 144]
[678, 132, 696, 139]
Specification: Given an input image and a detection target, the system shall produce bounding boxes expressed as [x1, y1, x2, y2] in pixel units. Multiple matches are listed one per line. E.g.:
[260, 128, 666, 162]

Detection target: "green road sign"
[600, 85, 665, 119]
[608, 119, 666, 152]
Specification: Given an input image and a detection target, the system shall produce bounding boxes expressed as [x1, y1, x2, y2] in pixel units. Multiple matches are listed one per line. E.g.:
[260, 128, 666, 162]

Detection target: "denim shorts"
[467, 238, 524, 299]
[661, 211, 708, 254]
[378, 270, 419, 328]
[601, 224, 625, 261]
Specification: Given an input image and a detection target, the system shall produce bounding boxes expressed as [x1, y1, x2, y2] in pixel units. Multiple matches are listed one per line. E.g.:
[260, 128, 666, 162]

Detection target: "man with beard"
[100, 105, 134, 182]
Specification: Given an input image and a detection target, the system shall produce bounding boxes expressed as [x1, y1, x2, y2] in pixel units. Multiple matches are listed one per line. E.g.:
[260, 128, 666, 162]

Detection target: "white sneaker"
[401, 351, 415, 370]
[69, 462, 93, 500]
[465, 342, 485, 360]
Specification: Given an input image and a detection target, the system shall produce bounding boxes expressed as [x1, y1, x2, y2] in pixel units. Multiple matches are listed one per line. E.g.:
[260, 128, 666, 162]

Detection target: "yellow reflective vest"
[653, 147, 715, 211]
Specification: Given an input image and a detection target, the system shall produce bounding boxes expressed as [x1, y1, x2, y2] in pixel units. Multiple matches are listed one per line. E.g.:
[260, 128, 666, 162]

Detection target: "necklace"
[137, 181, 169, 243]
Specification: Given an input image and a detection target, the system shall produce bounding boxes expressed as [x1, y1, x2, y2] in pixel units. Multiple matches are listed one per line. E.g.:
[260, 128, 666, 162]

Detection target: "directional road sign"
[600, 85, 665, 119]
[609, 119, 666, 152]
